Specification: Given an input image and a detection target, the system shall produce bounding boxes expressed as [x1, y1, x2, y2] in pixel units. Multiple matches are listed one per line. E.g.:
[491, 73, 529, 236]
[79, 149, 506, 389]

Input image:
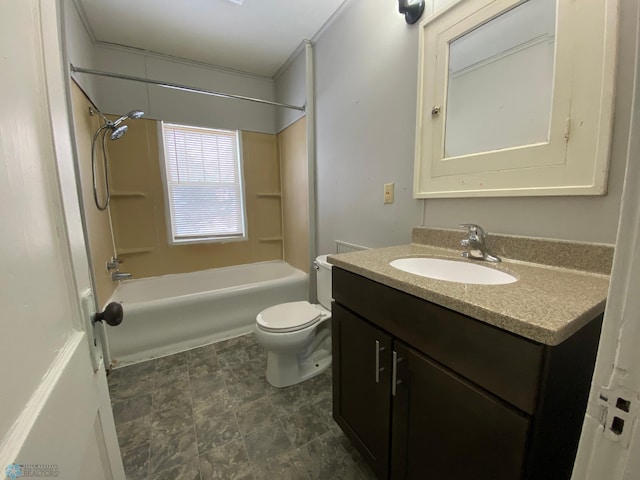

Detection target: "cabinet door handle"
[391, 351, 403, 396]
[392, 350, 398, 396]
[375, 340, 386, 383]
[375, 340, 381, 383]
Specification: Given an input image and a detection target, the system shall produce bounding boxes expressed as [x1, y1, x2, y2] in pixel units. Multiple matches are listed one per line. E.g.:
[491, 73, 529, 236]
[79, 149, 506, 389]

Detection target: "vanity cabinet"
[333, 303, 392, 476]
[331, 267, 602, 480]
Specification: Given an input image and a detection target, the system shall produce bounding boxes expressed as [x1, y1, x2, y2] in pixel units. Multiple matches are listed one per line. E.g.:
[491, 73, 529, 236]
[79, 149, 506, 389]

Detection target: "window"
[160, 122, 247, 244]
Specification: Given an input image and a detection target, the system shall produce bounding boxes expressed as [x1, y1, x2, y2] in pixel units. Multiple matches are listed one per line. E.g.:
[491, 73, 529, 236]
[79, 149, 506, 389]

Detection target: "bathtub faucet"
[111, 271, 132, 281]
[106, 256, 123, 272]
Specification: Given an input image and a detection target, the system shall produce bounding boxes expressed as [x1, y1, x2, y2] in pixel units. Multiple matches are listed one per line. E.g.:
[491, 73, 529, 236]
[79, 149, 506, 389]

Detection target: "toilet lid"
[257, 301, 322, 332]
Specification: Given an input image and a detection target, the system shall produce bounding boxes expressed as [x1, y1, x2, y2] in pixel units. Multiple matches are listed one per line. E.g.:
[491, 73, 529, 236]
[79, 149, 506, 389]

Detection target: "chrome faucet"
[106, 256, 123, 272]
[459, 224, 501, 263]
[111, 271, 132, 281]
[107, 256, 131, 281]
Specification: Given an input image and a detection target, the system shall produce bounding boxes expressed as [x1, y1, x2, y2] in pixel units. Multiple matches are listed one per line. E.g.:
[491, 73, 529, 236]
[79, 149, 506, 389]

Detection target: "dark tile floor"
[108, 333, 376, 480]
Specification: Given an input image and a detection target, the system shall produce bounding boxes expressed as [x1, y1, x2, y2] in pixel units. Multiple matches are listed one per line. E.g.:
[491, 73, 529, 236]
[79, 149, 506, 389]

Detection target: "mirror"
[444, 0, 556, 158]
[414, 0, 617, 198]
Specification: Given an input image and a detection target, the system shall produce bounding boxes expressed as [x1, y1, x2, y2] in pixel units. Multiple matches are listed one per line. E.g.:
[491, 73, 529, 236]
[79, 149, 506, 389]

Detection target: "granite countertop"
[327, 229, 612, 346]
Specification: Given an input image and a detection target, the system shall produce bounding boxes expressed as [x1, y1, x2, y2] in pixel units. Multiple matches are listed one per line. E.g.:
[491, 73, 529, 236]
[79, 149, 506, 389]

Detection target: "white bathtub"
[105, 261, 308, 365]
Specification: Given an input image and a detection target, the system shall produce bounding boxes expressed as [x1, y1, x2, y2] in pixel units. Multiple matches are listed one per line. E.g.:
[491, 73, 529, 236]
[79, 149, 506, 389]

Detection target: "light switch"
[384, 183, 394, 204]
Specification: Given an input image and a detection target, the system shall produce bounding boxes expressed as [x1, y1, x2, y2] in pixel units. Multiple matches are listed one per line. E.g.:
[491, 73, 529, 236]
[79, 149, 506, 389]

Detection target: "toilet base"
[265, 334, 332, 388]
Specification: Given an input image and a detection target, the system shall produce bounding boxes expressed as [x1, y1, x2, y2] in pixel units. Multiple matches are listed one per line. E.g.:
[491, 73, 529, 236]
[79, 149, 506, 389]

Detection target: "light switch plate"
[384, 183, 394, 204]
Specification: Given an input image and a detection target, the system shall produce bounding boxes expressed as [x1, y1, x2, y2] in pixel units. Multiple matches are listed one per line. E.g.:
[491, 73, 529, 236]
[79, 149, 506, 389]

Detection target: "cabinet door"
[332, 303, 393, 479]
[391, 342, 530, 480]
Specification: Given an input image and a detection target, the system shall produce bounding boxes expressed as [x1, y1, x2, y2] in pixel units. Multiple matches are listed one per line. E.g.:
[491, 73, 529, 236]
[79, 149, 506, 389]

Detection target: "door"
[572, 2, 640, 477]
[332, 303, 393, 478]
[0, 1, 124, 478]
[391, 342, 530, 480]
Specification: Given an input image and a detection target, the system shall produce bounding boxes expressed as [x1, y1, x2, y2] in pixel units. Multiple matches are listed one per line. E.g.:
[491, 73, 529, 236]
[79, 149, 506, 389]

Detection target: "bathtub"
[105, 261, 308, 366]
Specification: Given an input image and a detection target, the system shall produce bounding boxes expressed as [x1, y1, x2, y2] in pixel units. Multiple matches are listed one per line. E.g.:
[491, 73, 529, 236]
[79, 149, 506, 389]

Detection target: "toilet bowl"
[255, 255, 333, 388]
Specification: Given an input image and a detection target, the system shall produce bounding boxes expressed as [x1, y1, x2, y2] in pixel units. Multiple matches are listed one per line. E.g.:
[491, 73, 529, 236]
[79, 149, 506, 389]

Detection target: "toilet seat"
[256, 301, 325, 333]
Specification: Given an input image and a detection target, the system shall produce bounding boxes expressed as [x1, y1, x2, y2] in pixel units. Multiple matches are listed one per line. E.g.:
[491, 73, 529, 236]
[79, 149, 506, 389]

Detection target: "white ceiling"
[76, 0, 347, 77]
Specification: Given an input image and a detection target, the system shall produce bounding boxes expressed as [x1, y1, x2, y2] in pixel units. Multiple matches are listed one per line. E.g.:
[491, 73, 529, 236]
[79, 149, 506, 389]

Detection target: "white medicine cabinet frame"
[413, 0, 618, 198]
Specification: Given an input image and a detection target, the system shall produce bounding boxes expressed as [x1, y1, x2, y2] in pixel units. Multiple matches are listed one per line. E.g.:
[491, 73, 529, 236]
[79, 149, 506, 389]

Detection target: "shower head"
[112, 110, 145, 127]
[110, 124, 128, 141]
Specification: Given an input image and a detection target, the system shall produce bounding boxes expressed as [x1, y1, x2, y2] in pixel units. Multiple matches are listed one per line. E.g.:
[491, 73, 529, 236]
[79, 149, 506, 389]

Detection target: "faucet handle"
[106, 256, 123, 272]
[459, 224, 486, 237]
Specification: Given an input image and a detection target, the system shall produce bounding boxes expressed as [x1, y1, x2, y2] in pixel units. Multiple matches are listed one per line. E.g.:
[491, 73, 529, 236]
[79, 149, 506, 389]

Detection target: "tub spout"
[111, 271, 132, 281]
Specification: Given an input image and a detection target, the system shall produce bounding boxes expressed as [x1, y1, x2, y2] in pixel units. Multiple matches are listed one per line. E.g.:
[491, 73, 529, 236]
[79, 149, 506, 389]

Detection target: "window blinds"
[161, 123, 246, 242]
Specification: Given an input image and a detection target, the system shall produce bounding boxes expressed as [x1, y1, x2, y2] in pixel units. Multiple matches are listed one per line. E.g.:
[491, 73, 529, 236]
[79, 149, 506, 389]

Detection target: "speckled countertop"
[327, 228, 612, 346]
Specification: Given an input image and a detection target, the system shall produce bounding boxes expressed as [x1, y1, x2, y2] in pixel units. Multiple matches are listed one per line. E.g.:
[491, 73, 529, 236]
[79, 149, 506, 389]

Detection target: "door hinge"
[597, 386, 639, 448]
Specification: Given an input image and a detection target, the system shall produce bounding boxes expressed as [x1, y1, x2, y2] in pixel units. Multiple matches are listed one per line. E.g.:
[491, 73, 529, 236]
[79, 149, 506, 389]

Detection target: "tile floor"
[108, 333, 377, 480]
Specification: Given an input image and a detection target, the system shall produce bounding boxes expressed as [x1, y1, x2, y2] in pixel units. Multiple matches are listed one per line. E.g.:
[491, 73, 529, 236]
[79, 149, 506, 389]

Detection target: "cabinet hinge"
[597, 386, 639, 449]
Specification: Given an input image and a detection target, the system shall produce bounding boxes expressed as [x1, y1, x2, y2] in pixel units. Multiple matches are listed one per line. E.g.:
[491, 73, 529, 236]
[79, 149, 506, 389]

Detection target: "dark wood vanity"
[331, 267, 603, 480]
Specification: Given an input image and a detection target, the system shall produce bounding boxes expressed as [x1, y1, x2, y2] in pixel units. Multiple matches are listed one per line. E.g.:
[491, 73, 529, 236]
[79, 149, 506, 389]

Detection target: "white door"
[0, 1, 124, 479]
[572, 3, 640, 478]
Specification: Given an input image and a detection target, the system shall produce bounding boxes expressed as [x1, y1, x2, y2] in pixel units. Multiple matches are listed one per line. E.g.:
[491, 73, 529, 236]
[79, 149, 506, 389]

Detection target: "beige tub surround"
[328, 228, 612, 346]
[70, 82, 117, 306]
[106, 123, 284, 278]
[279, 117, 309, 273]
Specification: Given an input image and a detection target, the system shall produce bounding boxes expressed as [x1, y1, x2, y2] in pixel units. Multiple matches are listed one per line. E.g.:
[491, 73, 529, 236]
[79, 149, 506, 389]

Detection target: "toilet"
[255, 255, 333, 388]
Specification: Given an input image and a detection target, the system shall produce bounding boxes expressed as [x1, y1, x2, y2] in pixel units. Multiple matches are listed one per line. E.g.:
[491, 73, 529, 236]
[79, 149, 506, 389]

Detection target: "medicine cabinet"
[413, 0, 618, 198]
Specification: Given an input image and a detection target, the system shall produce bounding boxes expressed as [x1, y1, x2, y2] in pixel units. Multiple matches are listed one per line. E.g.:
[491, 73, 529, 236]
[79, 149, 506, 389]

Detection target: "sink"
[389, 257, 517, 285]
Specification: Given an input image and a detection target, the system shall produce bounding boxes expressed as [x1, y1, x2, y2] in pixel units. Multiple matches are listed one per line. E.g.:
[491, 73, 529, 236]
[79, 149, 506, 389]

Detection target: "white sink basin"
[389, 257, 517, 285]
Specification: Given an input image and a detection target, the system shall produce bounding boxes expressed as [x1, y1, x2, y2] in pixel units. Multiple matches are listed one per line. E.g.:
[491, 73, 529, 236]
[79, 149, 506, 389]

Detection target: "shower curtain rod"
[70, 64, 306, 112]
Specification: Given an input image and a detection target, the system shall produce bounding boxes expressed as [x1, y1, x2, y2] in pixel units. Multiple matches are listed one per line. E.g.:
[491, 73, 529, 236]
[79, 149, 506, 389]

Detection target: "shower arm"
[89, 107, 112, 126]
[89, 107, 143, 128]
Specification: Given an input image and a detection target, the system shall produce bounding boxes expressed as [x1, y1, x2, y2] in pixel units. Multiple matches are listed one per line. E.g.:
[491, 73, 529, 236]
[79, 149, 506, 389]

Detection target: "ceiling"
[76, 0, 347, 77]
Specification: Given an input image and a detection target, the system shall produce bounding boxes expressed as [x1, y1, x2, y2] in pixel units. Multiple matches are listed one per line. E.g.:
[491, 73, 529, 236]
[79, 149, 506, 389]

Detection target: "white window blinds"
[161, 123, 246, 243]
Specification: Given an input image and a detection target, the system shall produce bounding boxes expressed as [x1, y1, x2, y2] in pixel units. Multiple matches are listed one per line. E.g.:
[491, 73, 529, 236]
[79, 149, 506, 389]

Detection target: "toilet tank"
[314, 255, 333, 310]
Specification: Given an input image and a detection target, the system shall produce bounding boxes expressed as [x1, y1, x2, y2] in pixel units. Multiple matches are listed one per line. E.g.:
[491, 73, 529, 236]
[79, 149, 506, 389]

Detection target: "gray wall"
[90, 45, 278, 134]
[314, 0, 423, 254]
[62, 0, 97, 99]
[275, 47, 306, 133]
[313, 0, 634, 253]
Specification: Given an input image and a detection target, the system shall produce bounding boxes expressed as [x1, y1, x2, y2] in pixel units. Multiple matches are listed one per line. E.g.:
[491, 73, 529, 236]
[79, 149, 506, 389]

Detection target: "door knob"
[93, 302, 124, 327]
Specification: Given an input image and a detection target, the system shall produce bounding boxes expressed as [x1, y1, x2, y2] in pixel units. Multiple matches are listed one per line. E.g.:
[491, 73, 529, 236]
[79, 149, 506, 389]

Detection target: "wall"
[314, 0, 424, 254]
[69, 82, 117, 307]
[62, 0, 97, 100]
[106, 119, 283, 278]
[312, 0, 632, 254]
[88, 44, 278, 135]
[280, 117, 310, 272]
[275, 46, 307, 133]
